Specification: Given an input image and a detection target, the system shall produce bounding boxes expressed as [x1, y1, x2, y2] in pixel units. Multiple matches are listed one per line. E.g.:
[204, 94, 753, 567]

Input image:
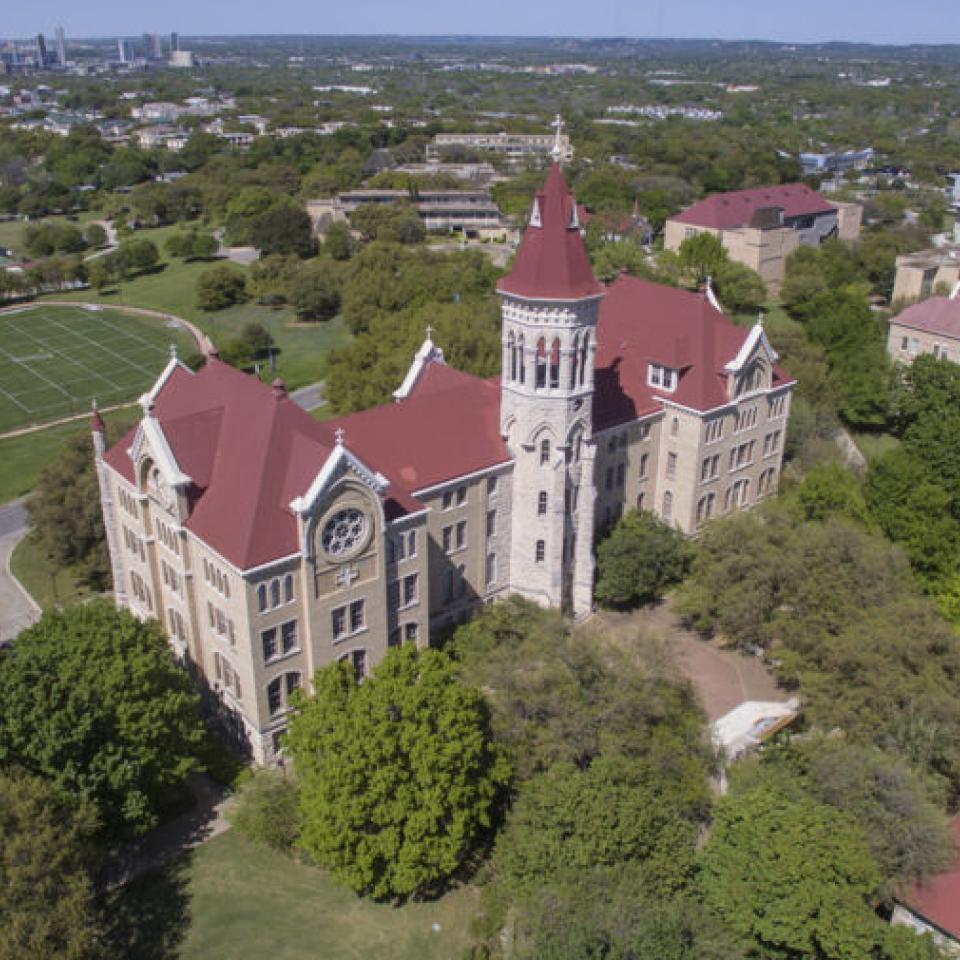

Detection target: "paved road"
[291, 381, 326, 412]
[0, 498, 41, 643]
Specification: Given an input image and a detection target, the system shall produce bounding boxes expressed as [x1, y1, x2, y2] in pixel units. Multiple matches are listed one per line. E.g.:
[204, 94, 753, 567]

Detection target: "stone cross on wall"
[336, 564, 359, 589]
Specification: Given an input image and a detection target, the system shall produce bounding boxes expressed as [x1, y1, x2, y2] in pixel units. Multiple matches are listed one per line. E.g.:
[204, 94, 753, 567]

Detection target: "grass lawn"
[0, 304, 196, 432]
[51, 231, 351, 390]
[109, 831, 478, 960]
[0, 405, 136, 503]
[9, 532, 100, 609]
[0, 212, 98, 259]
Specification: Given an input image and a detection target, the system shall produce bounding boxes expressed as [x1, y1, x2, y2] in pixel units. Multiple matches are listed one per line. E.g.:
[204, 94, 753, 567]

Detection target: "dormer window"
[648, 364, 677, 393]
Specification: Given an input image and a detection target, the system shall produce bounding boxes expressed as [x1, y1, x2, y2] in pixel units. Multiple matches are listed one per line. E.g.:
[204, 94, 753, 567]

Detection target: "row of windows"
[730, 441, 755, 472]
[389, 623, 420, 647]
[441, 486, 468, 510]
[207, 601, 236, 646]
[118, 487, 139, 518]
[388, 573, 419, 610]
[736, 406, 759, 432]
[262, 620, 298, 663]
[648, 363, 677, 392]
[506, 331, 591, 391]
[768, 395, 787, 418]
[122, 525, 145, 562]
[442, 521, 467, 554]
[161, 560, 181, 597]
[156, 519, 180, 557]
[443, 564, 467, 602]
[130, 571, 152, 611]
[202, 558, 231, 598]
[762, 431, 782, 457]
[605, 463, 627, 490]
[387, 529, 418, 564]
[332, 599, 365, 641]
[214, 652, 242, 700]
[704, 419, 724, 444]
[256, 575, 294, 613]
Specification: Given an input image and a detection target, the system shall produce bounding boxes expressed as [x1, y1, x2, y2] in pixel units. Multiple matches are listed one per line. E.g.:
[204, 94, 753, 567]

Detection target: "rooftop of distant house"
[897, 816, 960, 941]
[671, 183, 836, 231]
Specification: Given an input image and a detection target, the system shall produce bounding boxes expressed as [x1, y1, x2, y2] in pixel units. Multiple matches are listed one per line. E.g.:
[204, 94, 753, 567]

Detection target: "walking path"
[0, 498, 41, 643]
[291, 381, 326, 412]
[103, 773, 234, 888]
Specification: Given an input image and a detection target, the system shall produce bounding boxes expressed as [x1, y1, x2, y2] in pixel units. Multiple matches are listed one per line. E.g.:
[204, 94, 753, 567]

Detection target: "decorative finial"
[335, 427, 345, 446]
[551, 113, 564, 163]
[757, 311, 765, 327]
[169, 343, 177, 361]
[425, 324, 433, 342]
[91, 398, 98, 411]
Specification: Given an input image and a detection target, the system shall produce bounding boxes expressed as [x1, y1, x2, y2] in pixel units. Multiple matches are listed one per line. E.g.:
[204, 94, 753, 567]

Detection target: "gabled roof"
[898, 816, 960, 940]
[103, 356, 510, 570]
[893, 295, 960, 340]
[671, 183, 835, 230]
[592, 275, 793, 430]
[497, 163, 604, 301]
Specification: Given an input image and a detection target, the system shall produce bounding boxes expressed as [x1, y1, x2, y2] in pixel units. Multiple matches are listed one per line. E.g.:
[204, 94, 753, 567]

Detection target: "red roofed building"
[664, 183, 862, 289]
[892, 815, 960, 954]
[888, 286, 960, 365]
[95, 162, 794, 763]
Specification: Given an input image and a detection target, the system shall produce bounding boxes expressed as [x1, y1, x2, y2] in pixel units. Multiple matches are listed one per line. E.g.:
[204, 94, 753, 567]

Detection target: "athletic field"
[0, 304, 198, 433]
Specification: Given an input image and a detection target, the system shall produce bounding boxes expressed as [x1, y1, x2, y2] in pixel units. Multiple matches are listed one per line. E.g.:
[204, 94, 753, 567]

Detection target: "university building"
[94, 162, 794, 763]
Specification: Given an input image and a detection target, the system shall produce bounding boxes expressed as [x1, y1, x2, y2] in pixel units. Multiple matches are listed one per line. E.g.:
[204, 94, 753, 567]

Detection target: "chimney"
[272, 378, 287, 400]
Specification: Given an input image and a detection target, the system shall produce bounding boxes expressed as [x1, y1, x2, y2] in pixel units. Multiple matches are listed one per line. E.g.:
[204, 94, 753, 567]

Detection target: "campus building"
[94, 161, 794, 763]
[426, 129, 573, 165]
[664, 183, 862, 289]
[887, 285, 960, 365]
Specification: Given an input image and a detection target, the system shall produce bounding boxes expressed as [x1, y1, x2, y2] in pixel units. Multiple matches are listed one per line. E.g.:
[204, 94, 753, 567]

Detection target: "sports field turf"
[0, 304, 197, 433]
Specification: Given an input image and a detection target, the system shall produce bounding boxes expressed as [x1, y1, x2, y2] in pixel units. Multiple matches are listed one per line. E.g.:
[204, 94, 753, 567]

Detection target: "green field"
[0, 304, 197, 432]
[108, 831, 477, 960]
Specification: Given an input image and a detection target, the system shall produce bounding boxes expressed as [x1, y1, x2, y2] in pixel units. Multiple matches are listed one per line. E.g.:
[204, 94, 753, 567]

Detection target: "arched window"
[267, 677, 283, 716]
[508, 331, 516, 381]
[579, 333, 589, 386]
[538, 491, 548, 515]
[284, 574, 294, 603]
[549, 338, 561, 389]
[574, 432, 582, 462]
[517, 335, 525, 384]
[535, 338, 547, 389]
[540, 438, 551, 465]
[270, 579, 280, 608]
[257, 584, 267, 613]
[570, 333, 580, 388]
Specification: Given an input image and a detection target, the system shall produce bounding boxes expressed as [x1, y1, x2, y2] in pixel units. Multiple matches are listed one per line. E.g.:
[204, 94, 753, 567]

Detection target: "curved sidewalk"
[0, 499, 41, 643]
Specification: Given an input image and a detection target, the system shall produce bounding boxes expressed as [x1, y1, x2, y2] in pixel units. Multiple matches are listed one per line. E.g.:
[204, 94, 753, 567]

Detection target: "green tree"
[286, 646, 509, 899]
[165, 229, 218, 261]
[494, 756, 702, 898]
[712, 259, 766, 314]
[251, 198, 315, 258]
[595, 509, 690, 608]
[792, 462, 871, 525]
[0, 769, 101, 960]
[321, 220, 354, 260]
[0, 601, 206, 839]
[227, 768, 299, 852]
[289, 258, 342, 321]
[83, 222, 107, 249]
[195, 265, 248, 311]
[701, 786, 885, 960]
[677, 231, 727, 283]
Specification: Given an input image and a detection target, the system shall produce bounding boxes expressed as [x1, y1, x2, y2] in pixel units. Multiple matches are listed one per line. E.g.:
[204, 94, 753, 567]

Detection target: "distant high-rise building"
[36, 33, 48, 68]
[55, 26, 66, 66]
[150, 33, 163, 60]
[170, 32, 179, 52]
[118, 38, 130, 64]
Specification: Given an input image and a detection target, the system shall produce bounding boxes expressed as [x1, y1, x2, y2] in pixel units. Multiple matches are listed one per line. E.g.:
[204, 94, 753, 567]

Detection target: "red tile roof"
[899, 816, 960, 940]
[497, 163, 604, 301]
[893, 296, 960, 340]
[103, 358, 509, 571]
[593, 275, 792, 430]
[671, 183, 835, 230]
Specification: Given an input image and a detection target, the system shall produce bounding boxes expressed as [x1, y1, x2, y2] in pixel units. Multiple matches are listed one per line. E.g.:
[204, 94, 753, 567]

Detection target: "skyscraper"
[170, 32, 179, 52]
[150, 33, 163, 60]
[117, 38, 129, 64]
[35, 33, 47, 68]
[55, 26, 66, 66]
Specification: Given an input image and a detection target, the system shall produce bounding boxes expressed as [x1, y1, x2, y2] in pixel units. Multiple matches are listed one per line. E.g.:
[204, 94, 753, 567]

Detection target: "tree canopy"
[0, 602, 206, 839]
[286, 645, 508, 899]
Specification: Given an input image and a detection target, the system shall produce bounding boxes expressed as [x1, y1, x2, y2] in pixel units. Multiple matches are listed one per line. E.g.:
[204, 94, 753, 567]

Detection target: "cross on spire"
[335, 427, 345, 446]
[425, 324, 433, 341]
[551, 113, 564, 163]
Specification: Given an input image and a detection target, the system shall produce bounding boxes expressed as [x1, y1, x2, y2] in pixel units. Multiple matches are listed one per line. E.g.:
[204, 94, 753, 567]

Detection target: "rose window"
[320, 508, 367, 558]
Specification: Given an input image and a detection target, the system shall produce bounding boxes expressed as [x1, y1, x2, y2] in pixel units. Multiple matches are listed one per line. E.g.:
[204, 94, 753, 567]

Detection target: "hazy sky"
[7, 0, 958, 46]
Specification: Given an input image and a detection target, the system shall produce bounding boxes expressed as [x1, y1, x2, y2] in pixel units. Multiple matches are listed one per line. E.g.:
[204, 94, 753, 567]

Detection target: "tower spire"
[551, 113, 565, 164]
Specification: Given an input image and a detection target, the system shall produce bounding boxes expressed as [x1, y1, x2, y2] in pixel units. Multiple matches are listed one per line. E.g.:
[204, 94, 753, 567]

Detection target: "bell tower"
[498, 130, 604, 616]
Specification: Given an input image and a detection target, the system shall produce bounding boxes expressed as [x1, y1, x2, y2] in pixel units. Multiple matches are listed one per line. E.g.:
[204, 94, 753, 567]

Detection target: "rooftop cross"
[335, 427, 345, 446]
[425, 324, 433, 341]
[551, 113, 564, 163]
